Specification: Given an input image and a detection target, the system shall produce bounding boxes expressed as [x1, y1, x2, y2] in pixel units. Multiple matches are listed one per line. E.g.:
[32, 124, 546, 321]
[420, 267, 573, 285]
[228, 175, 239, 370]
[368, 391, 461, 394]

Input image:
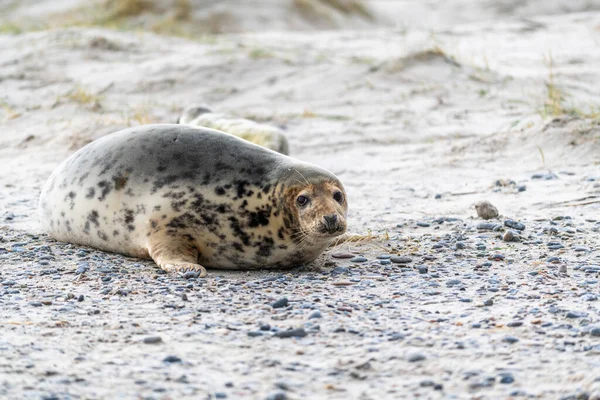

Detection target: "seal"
[38, 124, 347, 277]
[178, 105, 290, 155]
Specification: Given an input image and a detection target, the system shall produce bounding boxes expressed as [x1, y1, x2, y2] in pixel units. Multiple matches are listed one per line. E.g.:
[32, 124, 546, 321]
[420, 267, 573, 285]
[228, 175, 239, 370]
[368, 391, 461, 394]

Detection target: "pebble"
[559, 265, 567, 273]
[143, 336, 162, 344]
[476, 222, 500, 231]
[29, 301, 42, 307]
[475, 201, 499, 220]
[271, 297, 289, 309]
[590, 327, 600, 337]
[247, 331, 264, 337]
[331, 252, 354, 259]
[499, 373, 515, 384]
[406, 353, 426, 362]
[308, 310, 322, 319]
[416, 222, 431, 227]
[274, 328, 307, 339]
[503, 230, 515, 242]
[215, 392, 227, 399]
[502, 336, 519, 344]
[504, 219, 525, 231]
[390, 256, 412, 264]
[265, 392, 288, 400]
[350, 256, 367, 263]
[483, 299, 493, 306]
[418, 266, 428, 274]
[163, 355, 182, 363]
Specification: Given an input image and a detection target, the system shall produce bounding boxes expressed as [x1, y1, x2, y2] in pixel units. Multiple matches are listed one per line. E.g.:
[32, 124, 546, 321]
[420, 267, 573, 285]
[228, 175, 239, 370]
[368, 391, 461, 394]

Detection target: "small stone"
[265, 392, 288, 400]
[504, 219, 525, 231]
[416, 222, 431, 227]
[260, 324, 271, 331]
[507, 321, 523, 327]
[503, 230, 515, 242]
[77, 295, 84, 302]
[476, 222, 500, 231]
[274, 328, 307, 339]
[247, 331, 263, 337]
[143, 336, 162, 344]
[455, 242, 466, 250]
[418, 266, 428, 274]
[499, 374, 515, 384]
[559, 265, 567, 273]
[489, 254, 505, 261]
[475, 201, 499, 220]
[182, 271, 200, 279]
[502, 336, 519, 344]
[483, 299, 493, 306]
[308, 310, 322, 319]
[181, 293, 188, 301]
[390, 256, 412, 264]
[271, 297, 289, 309]
[406, 353, 426, 362]
[434, 194, 442, 199]
[350, 256, 367, 263]
[331, 252, 354, 259]
[215, 392, 227, 399]
[590, 327, 600, 337]
[29, 301, 43, 307]
[163, 355, 182, 363]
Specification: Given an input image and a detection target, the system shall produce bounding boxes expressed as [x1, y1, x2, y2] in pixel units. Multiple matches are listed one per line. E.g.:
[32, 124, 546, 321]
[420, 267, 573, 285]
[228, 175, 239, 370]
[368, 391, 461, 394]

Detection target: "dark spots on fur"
[125, 188, 135, 196]
[215, 162, 233, 171]
[123, 209, 135, 231]
[167, 213, 200, 229]
[113, 230, 119, 236]
[125, 167, 134, 173]
[215, 186, 226, 196]
[152, 175, 179, 193]
[157, 165, 167, 172]
[154, 205, 161, 211]
[262, 184, 272, 194]
[77, 172, 90, 186]
[278, 227, 285, 240]
[216, 204, 228, 214]
[150, 220, 158, 229]
[234, 180, 250, 199]
[86, 187, 96, 199]
[97, 180, 112, 201]
[171, 199, 188, 212]
[164, 191, 186, 199]
[65, 220, 72, 232]
[202, 173, 211, 185]
[248, 210, 270, 228]
[240, 200, 248, 209]
[97, 231, 108, 241]
[65, 191, 76, 209]
[87, 210, 100, 227]
[60, 211, 65, 217]
[232, 242, 245, 253]
[257, 193, 262, 199]
[229, 216, 250, 246]
[256, 237, 274, 258]
[112, 174, 128, 191]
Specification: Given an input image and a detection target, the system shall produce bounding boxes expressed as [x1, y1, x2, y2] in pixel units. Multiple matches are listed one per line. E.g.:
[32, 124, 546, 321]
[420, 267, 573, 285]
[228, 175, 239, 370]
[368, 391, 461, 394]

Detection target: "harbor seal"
[38, 124, 347, 277]
[178, 105, 290, 155]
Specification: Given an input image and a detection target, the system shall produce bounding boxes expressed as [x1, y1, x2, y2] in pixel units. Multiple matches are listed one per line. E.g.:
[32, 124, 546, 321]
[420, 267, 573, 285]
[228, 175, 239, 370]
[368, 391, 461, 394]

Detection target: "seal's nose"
[323, 214, 338, 232]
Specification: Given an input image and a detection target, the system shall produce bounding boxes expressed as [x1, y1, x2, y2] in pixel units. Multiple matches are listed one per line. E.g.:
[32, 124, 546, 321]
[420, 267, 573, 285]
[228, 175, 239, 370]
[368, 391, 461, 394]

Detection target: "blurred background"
[2, 0, 600, 34]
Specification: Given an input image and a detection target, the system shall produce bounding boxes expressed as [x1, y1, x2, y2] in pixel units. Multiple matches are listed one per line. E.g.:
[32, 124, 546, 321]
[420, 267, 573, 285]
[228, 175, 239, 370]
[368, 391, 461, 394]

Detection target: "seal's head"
[282, 168, 348, 244]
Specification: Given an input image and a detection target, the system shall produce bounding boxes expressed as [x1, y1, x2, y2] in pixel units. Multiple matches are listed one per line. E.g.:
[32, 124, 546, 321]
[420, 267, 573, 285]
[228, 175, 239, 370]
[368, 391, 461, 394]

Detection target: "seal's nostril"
[323, 214, 338, 227]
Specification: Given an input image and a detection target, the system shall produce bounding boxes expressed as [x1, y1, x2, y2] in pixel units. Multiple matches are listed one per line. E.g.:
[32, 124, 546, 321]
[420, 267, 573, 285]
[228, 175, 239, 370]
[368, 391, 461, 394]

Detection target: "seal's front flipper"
[148, 235, 207, 277]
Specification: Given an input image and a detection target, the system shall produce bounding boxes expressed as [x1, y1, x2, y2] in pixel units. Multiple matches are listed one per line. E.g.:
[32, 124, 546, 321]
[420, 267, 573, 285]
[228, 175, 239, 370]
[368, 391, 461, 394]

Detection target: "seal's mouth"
[317, 222, 346, 236]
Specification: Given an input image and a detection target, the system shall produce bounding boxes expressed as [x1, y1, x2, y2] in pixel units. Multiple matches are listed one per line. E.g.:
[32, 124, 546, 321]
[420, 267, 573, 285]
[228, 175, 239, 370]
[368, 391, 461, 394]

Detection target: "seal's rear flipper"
[148, 234, 207, 277]
[177, 105, 213, 124]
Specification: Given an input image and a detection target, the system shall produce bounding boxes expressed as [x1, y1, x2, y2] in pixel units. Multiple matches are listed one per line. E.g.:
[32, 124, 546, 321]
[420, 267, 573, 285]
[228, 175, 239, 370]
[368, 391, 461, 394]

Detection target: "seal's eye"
[297, 195, 310, 207]
[333, 191, 344, 204]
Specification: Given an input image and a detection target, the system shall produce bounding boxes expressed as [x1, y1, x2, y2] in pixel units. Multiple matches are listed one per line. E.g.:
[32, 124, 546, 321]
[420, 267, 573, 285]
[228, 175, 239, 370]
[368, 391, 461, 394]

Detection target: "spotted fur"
[38, 124, 348, 272]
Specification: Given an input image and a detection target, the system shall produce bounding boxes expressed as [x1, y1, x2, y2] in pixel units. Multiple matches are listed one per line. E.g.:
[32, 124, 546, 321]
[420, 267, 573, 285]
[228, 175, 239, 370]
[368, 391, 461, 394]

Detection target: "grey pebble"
[406, 353, 426, 362]
[29, 301, 42, 307]
[215, 392, 227, 399]
[418, 266, 428, 274]
[350, 256, 367, 263]
[163, 355, 182, 363]
[274, 328, 307, 339]
[390, 256, 412, 264]
[502, 336, 519, 344]
[271, 297, 289, 309]
[476, 222, 500, 231]
[308, 310, 322, 319]
[265, 392, 288, 400]
[247, 331, 263, 337]
[416, 222, 431, 227]
[504, 219, 525, 231]
[143, 336, 162, 344]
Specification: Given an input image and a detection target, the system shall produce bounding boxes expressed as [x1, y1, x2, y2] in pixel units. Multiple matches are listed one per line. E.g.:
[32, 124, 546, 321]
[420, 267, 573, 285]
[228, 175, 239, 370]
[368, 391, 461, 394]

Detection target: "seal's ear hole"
[297, 195, 310, 207]
[333, 191, 344, 204]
